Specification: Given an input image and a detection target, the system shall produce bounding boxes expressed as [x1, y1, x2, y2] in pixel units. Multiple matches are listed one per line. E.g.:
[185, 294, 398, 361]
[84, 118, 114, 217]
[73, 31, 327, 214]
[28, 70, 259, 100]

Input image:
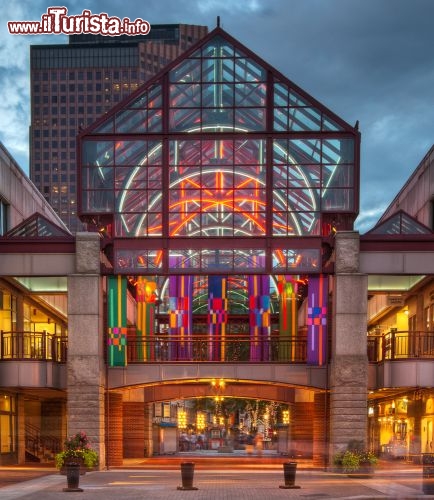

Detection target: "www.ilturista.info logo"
[8, 7, 151, 36]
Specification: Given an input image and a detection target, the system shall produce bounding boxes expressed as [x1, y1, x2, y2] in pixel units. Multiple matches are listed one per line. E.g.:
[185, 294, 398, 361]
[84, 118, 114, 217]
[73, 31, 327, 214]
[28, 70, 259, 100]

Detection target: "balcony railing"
[126, 333, 307, 363]
[4, 329, 433, 365]
[368, 330, 434, 362]
[0, 331, 67, 362]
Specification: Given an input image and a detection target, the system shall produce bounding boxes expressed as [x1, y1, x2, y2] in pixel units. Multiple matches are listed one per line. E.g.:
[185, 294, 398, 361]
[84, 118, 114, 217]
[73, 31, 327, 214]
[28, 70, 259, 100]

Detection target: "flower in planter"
[333, 440, 378, 473]
[341, 449, 378, 473]
[55, 431, 99, 470]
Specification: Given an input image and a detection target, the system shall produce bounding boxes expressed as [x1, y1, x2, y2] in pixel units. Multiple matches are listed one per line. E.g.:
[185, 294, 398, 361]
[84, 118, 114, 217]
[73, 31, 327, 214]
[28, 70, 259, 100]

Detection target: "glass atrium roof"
[78, 28, 360, 274]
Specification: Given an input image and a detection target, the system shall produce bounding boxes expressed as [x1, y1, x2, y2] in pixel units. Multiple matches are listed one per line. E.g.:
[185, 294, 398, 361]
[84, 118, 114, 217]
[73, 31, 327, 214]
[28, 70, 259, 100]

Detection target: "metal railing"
[25, 423, 62, 462]
[0, 331, 67, 362]
[368, 330, 434, 362]
[4, 329, 434, 365]
[126, 333, 307, 363]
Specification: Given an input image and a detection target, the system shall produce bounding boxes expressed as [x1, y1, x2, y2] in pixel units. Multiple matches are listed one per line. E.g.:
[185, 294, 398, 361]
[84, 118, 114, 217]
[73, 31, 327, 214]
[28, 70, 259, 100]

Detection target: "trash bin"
[177, 461, 198, 490]
[422, 453, 434, 495]
[279, 461, 301, 489]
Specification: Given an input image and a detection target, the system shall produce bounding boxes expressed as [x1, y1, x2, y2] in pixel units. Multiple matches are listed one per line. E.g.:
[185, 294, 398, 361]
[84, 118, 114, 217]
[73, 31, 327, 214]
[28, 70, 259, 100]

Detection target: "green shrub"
[333, 442, 378, 473]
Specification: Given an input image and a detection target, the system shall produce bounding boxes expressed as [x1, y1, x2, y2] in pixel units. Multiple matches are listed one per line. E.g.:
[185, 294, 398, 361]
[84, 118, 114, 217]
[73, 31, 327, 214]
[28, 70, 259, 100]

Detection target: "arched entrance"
[106, 380, 328, 467]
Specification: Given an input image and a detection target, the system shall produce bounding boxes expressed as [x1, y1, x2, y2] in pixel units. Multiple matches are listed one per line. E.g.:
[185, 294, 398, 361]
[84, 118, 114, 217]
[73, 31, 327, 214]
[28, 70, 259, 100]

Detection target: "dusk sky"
[1, 0, 434, 232]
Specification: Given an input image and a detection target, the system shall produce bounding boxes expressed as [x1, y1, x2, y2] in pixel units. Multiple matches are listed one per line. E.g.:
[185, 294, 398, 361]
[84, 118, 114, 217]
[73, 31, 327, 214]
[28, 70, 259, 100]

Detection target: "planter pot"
[60, 458, 88, 475]
[347, 465, 375, 479]
[62, 463, 83, 492]
[177, 462, 198, 490]
[279, 461, 301, 489]
[422, 453, 434, 494]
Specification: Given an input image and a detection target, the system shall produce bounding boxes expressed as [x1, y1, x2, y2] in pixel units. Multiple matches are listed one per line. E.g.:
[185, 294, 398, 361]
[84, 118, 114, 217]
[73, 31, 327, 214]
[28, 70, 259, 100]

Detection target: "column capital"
[335, 231, 360, 273]
[75, 232, 101, 274]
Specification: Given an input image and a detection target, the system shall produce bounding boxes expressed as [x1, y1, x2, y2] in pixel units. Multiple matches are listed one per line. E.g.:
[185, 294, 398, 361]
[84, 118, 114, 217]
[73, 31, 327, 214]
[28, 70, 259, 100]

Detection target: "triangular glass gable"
[85, 28, 353, 136]
[4, 212, 72, 238]
[367, 210, 433, 235]
[79, 27, 359, 244]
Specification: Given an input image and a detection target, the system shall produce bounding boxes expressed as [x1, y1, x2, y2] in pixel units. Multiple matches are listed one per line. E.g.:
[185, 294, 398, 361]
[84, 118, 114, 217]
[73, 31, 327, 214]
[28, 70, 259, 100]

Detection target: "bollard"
[422, 453, 434, 495]
[177, 461, 198, 490]
[63, 463, 83, 492]
[279, 461, 301, 489]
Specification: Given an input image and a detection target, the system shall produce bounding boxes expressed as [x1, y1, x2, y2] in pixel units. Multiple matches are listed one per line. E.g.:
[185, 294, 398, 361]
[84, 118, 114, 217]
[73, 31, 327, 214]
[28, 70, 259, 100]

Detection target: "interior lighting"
[211, 378, 225, 390]
[196, 412, 206, 431]
[177, 409, 187, 429]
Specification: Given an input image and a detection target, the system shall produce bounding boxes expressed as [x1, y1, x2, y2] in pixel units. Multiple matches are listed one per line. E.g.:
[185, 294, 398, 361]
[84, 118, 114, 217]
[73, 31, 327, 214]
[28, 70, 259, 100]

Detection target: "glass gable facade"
[367, 210, 433, 235]
[79, 28, 359, 274]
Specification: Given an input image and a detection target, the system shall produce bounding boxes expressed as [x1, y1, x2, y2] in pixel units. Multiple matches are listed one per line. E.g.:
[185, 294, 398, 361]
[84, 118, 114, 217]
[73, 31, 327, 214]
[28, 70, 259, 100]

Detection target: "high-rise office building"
[30, 24, 208, 231]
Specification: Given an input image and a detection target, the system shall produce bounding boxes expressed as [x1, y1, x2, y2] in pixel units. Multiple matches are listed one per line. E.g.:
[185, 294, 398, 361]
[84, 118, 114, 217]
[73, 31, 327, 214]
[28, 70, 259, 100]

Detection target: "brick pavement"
[0, 466, 55, 489]
[1, 465, 434, 500]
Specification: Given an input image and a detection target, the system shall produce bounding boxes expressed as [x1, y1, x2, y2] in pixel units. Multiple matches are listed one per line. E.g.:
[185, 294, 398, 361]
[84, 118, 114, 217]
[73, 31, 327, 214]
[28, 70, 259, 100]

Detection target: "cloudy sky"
[1, 0, 434, 232]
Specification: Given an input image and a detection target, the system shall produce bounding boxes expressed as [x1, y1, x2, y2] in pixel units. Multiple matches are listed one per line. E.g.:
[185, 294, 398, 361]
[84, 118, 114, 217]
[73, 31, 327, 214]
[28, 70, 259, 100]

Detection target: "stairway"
[25, 424, 61, 463]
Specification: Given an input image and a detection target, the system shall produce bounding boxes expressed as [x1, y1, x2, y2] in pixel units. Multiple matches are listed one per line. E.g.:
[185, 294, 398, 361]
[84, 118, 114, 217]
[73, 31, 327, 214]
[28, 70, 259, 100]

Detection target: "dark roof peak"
[3, 212, 73, 239]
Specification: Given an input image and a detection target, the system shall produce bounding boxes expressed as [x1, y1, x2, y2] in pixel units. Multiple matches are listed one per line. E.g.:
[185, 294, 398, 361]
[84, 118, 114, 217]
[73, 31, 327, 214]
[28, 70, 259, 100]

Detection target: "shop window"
[0, 393, 17, 455]
[0, 291, 15, 331]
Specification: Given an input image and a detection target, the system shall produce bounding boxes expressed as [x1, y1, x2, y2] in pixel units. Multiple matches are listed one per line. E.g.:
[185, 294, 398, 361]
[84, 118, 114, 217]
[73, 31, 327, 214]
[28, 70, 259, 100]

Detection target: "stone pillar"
[144, 402, 154, 457]
[67, 233, 106, 468]
[329, 231, 368, 459]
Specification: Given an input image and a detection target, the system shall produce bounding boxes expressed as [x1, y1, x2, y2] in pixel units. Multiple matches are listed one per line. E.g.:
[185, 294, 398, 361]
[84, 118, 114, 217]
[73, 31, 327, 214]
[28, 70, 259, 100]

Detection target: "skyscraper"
[30, 24, 208, 231]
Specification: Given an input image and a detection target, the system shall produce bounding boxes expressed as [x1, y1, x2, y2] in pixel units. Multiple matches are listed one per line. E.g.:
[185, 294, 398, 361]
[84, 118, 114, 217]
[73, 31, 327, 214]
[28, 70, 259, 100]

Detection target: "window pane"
[234, 108, 265, 131]
[170, 84, 201, 107]
[82, 141, 113, 166]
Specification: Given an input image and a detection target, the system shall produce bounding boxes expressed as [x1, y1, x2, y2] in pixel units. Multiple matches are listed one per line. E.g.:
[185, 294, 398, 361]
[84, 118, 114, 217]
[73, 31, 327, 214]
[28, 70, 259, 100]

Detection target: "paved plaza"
[1, 458, 434, 500]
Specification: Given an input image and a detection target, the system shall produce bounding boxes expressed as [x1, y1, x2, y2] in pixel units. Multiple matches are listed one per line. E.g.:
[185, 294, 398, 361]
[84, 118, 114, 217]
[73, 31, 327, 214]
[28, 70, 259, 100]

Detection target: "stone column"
[329, 231, 368, 459]
[67, 233, 106, 468]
